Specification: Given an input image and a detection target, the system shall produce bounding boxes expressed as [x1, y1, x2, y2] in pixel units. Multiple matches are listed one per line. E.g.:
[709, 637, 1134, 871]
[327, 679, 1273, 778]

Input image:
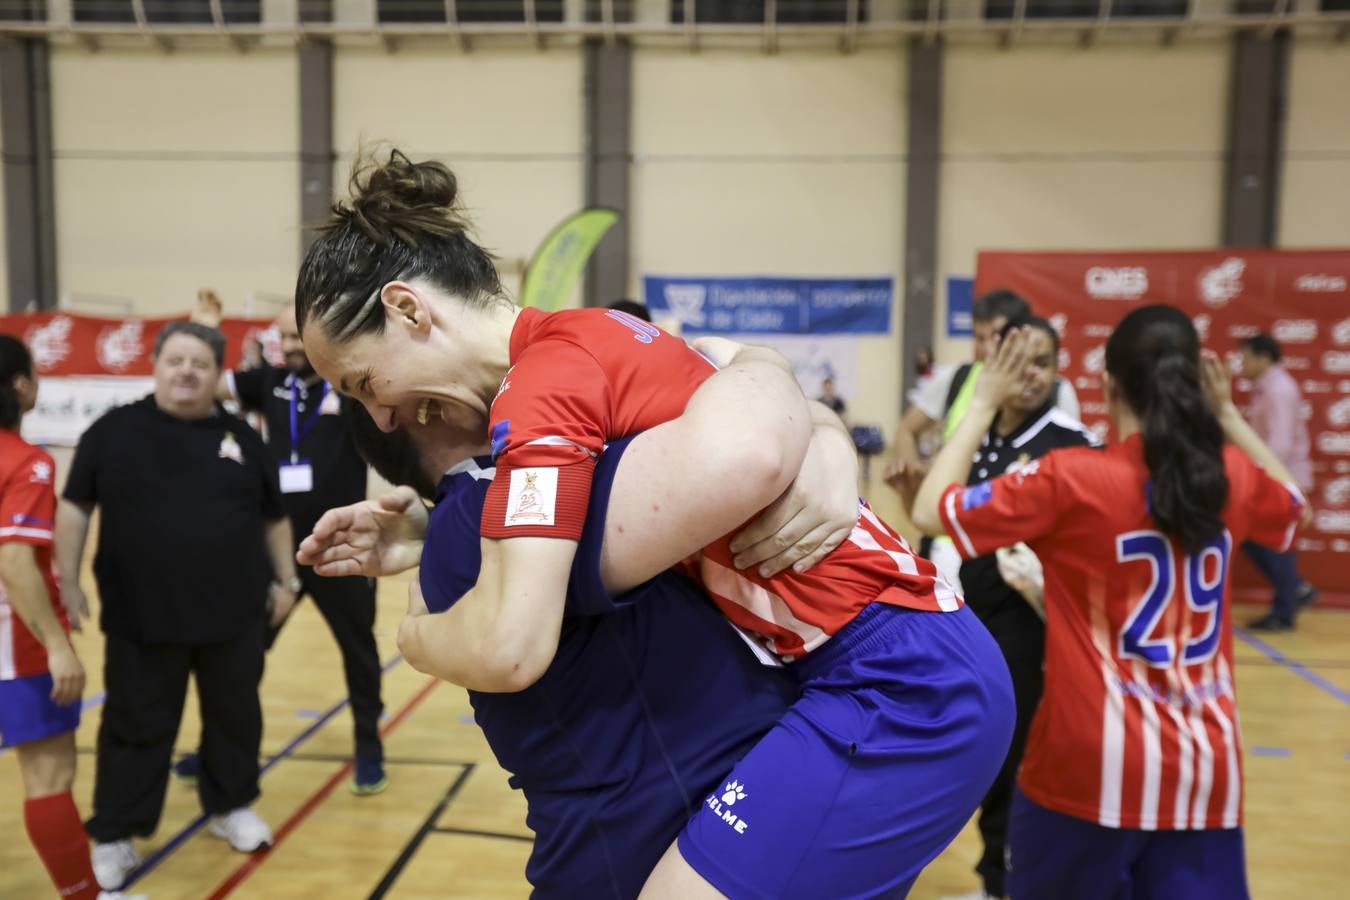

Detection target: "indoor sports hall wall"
[51, 48, 299, 315]
[1280, 39, 1350, 249]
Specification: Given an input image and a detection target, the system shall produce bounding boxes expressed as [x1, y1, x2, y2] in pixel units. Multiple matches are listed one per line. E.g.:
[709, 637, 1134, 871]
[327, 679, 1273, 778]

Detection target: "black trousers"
[267, 567, 384, 763]
[973, 599, 1046, 898]
[86, 625, 265, 842]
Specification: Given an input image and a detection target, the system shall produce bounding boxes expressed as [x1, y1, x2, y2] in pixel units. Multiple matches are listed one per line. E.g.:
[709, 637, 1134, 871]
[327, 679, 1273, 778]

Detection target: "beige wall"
[937, 42, 1230, 363]
[632, 48, 907, 435]
[51, 48, 299, 317]
[1280, 39, 1350, 248]
[333, 47, 585, 294]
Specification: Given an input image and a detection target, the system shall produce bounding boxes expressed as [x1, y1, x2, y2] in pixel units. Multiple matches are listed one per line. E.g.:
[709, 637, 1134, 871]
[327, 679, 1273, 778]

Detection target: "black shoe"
[173, 752, 200, 784]
[1294, 584, 1319, 611]
[1246, 614, 1294, 632]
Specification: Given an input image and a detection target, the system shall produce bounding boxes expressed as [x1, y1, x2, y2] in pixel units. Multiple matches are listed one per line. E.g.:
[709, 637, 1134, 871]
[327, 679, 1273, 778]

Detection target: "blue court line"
[1248, 746, 1292, 758]
[123, 653, 404, 889]
[1235, 628, 1350, 709]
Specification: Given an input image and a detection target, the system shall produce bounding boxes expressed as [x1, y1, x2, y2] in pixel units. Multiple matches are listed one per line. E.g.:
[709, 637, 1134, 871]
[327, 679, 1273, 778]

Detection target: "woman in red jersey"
[0, 335, 125, 900]
[913, 306, 1307, 900]
[295, 150, 1014, 898]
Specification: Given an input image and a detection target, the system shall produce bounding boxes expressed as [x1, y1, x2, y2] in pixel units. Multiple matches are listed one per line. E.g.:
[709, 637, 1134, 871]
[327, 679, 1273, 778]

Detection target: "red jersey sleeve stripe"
[0, 525, 54, 543]
[699, 556, 829, 654]
[940, 485, 978, 559]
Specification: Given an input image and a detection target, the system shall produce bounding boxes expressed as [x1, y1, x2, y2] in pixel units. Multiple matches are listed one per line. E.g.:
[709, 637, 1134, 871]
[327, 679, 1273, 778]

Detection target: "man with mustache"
[56, 322, 297, 890]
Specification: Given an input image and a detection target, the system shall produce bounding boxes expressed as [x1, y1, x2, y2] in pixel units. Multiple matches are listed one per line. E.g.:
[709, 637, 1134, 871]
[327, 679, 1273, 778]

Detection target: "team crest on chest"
[219, 431, 244, 465]
[505, 467, 557, 527]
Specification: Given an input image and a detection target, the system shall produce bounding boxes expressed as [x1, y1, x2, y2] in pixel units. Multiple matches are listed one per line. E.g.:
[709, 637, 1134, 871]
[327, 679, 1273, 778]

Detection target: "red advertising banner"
[975, 248, 1350, 600]
[0, 312, 278, 376]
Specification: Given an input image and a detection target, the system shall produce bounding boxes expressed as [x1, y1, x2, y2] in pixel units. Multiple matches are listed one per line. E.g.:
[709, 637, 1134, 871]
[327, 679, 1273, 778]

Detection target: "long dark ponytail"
[1105, 305, 1228, 553]
[0, 334, 33, 430]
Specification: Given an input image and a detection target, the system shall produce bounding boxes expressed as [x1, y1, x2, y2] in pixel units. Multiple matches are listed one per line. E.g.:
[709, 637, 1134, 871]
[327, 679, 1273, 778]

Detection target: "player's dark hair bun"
[338, 148, 466, 247]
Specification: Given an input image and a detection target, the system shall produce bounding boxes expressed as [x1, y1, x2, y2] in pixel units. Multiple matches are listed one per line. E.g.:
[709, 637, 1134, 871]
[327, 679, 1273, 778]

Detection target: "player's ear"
[381, 282, 432, 335]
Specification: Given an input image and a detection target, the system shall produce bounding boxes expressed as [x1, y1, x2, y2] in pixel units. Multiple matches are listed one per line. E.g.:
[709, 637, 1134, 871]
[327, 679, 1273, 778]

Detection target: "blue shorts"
[678, 602, 1015, 899]
[1007, 789, 1249, 900]
[0, 673, 81, 749]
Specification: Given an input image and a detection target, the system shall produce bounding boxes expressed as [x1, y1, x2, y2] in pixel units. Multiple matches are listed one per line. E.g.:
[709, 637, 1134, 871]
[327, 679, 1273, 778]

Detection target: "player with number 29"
[913, 305, 1308, 900]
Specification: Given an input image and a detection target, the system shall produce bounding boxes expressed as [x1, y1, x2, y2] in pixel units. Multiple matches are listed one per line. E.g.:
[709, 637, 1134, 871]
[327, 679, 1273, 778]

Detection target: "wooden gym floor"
[3, 496, 1348, 898]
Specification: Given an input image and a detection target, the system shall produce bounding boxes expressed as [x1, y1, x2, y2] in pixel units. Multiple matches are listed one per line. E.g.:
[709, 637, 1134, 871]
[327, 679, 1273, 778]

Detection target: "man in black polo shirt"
[218, 303, 386, 794]
[923, 314, 1099, 900]
[55, 322, 298, 891]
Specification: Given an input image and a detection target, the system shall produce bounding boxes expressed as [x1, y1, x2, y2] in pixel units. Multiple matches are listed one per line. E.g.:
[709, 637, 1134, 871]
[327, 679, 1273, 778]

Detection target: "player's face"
[1004, 327, 1057, 415]
[153, 333, 219, 419]
[973, 316, 1009, 362]
[304, 302, 490, 436]
[1239, 348, 1267, 379]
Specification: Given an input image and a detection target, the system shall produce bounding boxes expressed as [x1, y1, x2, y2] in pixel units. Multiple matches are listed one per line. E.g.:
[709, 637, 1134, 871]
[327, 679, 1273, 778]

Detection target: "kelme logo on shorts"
[704, 780, 750, 835]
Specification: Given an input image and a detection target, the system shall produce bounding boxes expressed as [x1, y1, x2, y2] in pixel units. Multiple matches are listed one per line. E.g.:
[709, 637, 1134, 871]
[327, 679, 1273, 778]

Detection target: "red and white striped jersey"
[0, 428, 67, 681]
[482, 308, 961, 659]
[939, 435, 1305, 830]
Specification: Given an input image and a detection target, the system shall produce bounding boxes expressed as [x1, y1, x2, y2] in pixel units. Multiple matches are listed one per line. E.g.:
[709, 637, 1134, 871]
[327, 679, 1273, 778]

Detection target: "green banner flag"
[520, 208, 620, 311]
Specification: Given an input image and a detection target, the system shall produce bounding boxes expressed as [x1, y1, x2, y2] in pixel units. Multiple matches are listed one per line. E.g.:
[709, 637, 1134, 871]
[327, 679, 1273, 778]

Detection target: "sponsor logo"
[96, 320, 145, 373]
[1082, 401, 1109, 416]
[1227, 324, 1258, 340]
[1272, 319, 1318, 344]
[1084, 323, 1113, 338]
[1083, 344, 1106, 375]
[1085, 266, 1149, 300]
[1324, 478, 1350, 506]
[1340, 381, 1350, 394]
[1295, 274, 1348, 293]
[1302, 381, 1333, 394]
[1328, 398, 1350, 427]
[1198, 258, 1245, 308]
[1282, 356, 1311, 371]
[1075, 376, 1101, 392]
[218, 431, 244, 465]
[704, 780, 750, 835]
[1322, 351, 1350, 374]
[1334, 318, 1350, 346]
[1317, 432, 1350, 455]
[663, 283, 708, 328]
[1049, 314, 1068, 337]
[1295, 539, 1326, 553]
[505, 467, 558, 527]
[29, 461, 52, 484]
[24, 316, 73, 372]
[1192, 314, 1211, 341]
[1334, 539, 1350, 553]
[1058, 348, 1071, 370]
[1336, 462, 1350, 474]
[1225, 351, 1245, 375]
[1315, 509, 1350, 533]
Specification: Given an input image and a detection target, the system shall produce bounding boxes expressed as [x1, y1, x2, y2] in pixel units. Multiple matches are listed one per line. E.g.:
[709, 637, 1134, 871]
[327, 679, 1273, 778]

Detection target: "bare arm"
[0, 543, 84, 704]
[264, 517, 299, 626]
[54, 499, 94, 628]
[593, 341, 815, 593]
[1201, 352, 1306, 507]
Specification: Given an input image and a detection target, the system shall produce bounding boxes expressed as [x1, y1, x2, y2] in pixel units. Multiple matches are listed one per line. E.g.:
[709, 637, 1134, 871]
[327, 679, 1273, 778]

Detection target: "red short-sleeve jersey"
[484, 308, 961, 659]
[0, 429, 68, 681]
[939, 435, 1305, 830]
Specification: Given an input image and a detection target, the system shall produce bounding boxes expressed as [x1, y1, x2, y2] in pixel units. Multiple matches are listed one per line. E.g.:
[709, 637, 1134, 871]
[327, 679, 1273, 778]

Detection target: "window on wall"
[670, 0, 869, 23]
[1321, 0, 1350, 9]
[377, 0, 564, 22]
[0, 0, 45, 21]
[985, 0, 1184, 17]
[584, 0, 635, 22]
[72, 0, 261, 22]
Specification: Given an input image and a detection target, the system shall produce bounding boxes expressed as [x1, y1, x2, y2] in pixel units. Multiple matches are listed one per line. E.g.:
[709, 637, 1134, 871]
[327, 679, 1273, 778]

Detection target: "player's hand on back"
[730, 418, 859, 578]
[297, 486, 429, 577]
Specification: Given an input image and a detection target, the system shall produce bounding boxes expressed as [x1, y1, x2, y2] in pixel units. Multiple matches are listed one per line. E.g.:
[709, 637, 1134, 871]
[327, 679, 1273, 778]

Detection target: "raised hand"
[297, 486, 429, 578]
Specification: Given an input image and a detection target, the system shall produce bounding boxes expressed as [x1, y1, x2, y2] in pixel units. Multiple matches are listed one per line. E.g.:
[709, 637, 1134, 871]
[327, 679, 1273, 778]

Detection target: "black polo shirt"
[63, 396, 285, 645]
[229, 366, 368, 542]
[959, 401, 1099, 620]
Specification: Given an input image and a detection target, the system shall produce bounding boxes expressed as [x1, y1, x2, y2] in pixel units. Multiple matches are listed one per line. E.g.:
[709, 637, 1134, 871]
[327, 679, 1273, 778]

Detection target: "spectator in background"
[209, 301, 388, 794]
[885, 291, 1079, 590]
[1238, 333, 1317, 630]
[56, 322, 297, 891]
[817, 376, 847, 422]
[607, 298, 652, 322]
[0, 336, 126, 900]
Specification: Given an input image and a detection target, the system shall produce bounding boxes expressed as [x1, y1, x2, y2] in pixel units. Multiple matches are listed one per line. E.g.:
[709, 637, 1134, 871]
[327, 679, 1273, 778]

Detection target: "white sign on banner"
[726, 333, 860, 406]
[22, 376, 153, 447]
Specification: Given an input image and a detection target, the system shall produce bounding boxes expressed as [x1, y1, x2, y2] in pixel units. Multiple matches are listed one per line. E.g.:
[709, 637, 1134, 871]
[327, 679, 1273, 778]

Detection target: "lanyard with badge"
[279, 380, 327, 494]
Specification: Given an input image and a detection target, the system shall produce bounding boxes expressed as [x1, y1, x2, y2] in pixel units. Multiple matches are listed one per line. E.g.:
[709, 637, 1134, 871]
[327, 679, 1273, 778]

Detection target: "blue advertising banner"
[946, 276, 974, 338]
[644, 276, 893, 335]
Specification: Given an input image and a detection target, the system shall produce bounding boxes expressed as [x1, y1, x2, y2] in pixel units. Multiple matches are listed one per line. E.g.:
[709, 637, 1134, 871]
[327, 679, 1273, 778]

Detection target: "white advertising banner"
[22, 376, 153, 447]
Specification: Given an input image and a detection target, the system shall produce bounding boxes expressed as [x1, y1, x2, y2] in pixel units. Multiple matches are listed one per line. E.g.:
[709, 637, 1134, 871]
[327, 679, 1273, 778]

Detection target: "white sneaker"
[91, 840, 140, 891]
[208, 806, 273, 852]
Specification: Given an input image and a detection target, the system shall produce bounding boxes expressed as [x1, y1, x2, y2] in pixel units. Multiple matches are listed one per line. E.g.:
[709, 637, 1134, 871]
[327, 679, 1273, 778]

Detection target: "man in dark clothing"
[56, 322, 298, 891]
